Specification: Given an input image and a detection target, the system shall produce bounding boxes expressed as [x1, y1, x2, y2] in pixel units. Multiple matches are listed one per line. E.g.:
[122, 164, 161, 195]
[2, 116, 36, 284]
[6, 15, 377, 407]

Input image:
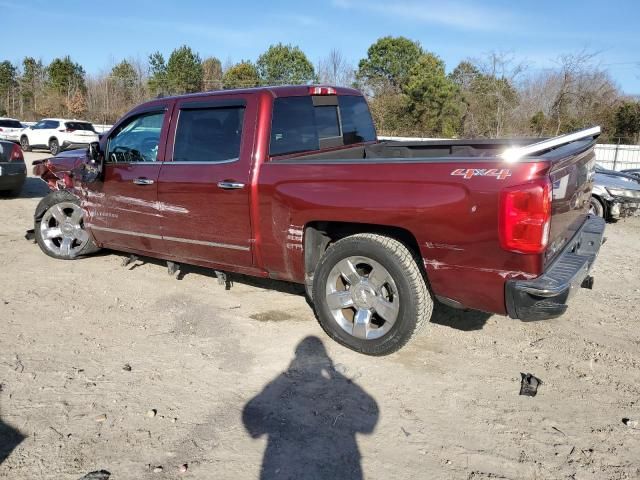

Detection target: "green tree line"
[0, 38, 638, 143]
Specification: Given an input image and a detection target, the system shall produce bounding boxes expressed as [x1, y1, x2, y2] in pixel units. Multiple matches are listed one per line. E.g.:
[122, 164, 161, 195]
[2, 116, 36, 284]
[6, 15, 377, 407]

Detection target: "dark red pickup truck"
[32, 85, 605, 355]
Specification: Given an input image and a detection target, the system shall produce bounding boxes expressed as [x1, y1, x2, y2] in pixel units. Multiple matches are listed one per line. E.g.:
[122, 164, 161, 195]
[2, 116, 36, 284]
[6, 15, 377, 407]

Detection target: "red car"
[32, 85, 605, 355]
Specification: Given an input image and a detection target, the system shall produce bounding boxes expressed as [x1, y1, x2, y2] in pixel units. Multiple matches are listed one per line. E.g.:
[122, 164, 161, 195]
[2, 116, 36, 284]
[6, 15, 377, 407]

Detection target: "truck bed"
[259, 129, 600, 315]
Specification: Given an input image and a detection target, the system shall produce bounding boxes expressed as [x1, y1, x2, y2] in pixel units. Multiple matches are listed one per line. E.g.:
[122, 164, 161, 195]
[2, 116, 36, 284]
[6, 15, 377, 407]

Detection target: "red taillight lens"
[499, 179, 551, 254]
[309, 86, 337, 95]
[9, 143, 24, 162]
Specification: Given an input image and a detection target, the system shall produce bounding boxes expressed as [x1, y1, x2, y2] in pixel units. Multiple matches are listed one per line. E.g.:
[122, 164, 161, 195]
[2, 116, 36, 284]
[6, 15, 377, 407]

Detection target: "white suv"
[0, 117, 25, 143]
[20, 118, 99, 155]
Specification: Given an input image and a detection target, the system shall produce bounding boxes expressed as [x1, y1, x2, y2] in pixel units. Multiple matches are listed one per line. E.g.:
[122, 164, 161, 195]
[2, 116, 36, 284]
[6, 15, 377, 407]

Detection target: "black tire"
[6, 184, 23, 197]
[49, 138, 60, 155]
[589, 196, 605, 218]
[312, 233, 433, 356]
[34, 190, 100, 260]
[20, 135, 31, 152]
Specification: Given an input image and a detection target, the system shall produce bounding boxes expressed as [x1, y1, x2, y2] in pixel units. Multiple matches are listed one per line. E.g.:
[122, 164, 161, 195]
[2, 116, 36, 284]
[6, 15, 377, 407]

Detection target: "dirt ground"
[1, 151, 639, 480]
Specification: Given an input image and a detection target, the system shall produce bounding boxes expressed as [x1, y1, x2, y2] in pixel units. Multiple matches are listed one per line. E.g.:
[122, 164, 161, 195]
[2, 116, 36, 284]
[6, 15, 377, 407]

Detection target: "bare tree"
[318, 49, 354, 87]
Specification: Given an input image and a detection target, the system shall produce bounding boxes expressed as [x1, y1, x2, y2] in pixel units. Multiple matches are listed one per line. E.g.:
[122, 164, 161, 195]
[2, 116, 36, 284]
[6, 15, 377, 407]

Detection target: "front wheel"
[312, 233, 433, 355]
[589, 196, 605, 218]
[34, 190, 99, 260]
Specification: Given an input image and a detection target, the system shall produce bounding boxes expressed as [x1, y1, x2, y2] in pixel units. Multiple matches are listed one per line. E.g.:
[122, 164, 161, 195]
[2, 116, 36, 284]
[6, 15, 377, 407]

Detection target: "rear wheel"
[49, 138, 60, 155]
[589, 196, 605, 218]
[20, 136, 31, 152]
[312, 233, 433, 355]
[34, 190, 99, 260]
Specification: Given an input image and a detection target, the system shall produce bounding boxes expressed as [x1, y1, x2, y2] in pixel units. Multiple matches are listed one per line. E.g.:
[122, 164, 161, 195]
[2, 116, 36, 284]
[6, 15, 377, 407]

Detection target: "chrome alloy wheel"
[39, 202, 89, 257]
[325, 255, 400, 340]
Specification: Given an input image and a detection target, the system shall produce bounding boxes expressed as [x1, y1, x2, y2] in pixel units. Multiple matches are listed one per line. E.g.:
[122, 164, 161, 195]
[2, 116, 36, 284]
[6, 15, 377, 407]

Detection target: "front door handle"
[217, 181, 245, 190]
[133, 177, 154, 185]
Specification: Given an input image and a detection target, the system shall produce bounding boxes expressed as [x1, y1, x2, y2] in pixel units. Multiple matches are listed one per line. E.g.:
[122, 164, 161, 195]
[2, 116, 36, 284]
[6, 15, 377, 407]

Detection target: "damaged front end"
[32, 148, 100, 192]
[593, 165, 640, 220]
[607, 190, 640, 218]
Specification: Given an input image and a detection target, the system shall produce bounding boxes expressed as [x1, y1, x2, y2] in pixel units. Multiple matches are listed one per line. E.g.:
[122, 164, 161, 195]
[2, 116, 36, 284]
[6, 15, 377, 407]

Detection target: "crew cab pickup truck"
[32, 85, 605, 355]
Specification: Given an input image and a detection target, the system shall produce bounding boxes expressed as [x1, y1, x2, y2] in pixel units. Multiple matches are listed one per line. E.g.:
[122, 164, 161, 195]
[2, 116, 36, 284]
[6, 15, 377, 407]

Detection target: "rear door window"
[173, 106, 245, 163]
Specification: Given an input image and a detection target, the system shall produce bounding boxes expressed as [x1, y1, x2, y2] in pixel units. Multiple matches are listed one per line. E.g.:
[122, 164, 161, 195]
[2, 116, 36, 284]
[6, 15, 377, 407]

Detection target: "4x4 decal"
[451, 168, 512, 180]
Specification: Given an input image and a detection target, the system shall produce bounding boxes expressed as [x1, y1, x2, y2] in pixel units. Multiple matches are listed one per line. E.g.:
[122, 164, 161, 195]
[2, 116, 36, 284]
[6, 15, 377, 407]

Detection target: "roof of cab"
[137, 85, 363, 106]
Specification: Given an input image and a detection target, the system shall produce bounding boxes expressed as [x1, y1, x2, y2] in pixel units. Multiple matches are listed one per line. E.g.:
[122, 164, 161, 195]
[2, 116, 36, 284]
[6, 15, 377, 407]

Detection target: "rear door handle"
[133, 178, 154, 185]
[217, 181, 245, 190]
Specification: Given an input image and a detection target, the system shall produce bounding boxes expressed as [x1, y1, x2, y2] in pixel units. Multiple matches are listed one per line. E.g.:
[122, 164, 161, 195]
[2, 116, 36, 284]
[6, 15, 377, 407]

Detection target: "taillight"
[499, 179, 552, 254]
[9, 143, 24, 162]
[309, 86, 336, 95]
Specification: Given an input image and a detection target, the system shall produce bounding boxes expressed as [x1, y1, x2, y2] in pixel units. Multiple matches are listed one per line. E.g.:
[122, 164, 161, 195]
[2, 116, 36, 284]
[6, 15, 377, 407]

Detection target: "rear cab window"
[269, 94, 376, 157]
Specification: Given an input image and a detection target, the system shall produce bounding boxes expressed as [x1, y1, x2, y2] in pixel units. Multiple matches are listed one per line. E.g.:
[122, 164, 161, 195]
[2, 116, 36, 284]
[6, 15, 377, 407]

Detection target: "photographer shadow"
[242, 336, 378, 480]
[0, 417, 24, 465]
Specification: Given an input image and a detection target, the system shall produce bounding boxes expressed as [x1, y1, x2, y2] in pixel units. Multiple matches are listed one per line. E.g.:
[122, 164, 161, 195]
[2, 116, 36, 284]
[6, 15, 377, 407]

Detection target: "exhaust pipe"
[581, 275, 594, 290]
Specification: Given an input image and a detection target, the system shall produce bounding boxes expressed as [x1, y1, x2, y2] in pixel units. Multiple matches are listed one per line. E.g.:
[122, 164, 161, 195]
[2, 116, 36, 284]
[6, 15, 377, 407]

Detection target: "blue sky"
[2, 0, 639, 93]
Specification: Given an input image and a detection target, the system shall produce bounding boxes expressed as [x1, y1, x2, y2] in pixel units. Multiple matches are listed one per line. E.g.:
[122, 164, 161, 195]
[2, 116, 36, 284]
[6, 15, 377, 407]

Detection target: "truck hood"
[594, 171, 640, 191]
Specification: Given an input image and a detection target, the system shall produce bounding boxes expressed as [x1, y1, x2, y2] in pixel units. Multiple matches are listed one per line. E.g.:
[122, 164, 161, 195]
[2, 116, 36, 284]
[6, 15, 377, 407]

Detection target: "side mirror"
[82, 141, 104, 183]
[88, 141, 101, 162]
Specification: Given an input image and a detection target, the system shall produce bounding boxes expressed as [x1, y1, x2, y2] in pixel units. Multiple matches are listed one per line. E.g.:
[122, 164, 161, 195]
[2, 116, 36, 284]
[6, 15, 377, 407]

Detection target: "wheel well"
[303, 221, 423, 291]
[49, 136, 58, 144]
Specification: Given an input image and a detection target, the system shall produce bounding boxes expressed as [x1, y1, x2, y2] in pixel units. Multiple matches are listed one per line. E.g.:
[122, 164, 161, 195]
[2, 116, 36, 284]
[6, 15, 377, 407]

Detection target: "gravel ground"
[1, 151, 639, 480]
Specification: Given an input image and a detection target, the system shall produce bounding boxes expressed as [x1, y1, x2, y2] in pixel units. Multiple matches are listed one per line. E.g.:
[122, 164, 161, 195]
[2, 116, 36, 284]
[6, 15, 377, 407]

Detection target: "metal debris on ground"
[622, 418, 639, 429]
[519, 373, 542, 397]
[24, 229, 35, 242]
[77, 470, 110, 480]
[121, 254, 139, 267]
[215, 270, 233, 290]
[167, 261, 180, 276]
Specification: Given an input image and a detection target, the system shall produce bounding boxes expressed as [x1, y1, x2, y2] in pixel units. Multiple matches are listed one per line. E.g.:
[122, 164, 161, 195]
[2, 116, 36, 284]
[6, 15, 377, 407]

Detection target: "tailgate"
[501, 127, 599, 266]
[547, 142, 596, 265]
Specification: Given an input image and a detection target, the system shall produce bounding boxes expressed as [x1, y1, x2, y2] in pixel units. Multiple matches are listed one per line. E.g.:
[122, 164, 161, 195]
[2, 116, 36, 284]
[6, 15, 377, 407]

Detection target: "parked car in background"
[0, 117, 25, 143]
[590, 164, 640, 220]
[0, 140, 26, 197]
[20, 119, 99, 155]
[621, 168, 640, 180]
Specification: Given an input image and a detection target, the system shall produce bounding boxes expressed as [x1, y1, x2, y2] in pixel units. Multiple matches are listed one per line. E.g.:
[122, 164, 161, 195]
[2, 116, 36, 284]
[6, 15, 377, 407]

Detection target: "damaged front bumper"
[505, 215, 606, 321]
[610, 199, 640, 219]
